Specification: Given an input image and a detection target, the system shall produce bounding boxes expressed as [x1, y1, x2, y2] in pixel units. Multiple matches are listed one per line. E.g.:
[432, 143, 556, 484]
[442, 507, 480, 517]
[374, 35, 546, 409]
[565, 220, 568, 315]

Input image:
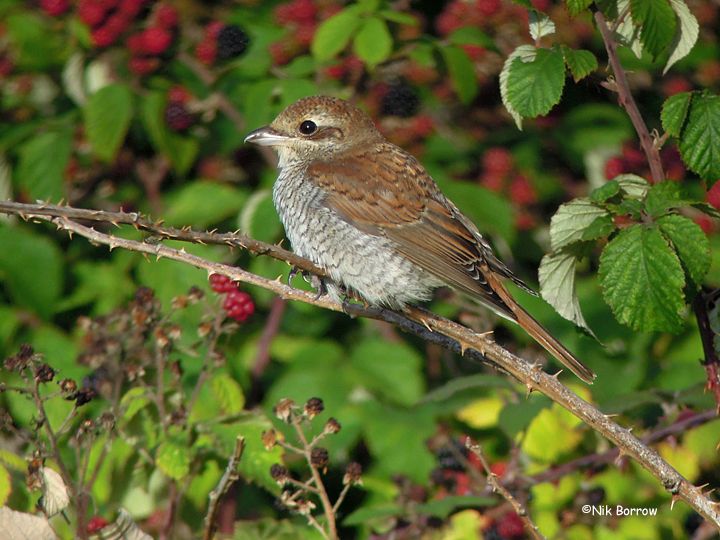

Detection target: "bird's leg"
[310, 275, 328, 300]
[287, 266, 305, 286]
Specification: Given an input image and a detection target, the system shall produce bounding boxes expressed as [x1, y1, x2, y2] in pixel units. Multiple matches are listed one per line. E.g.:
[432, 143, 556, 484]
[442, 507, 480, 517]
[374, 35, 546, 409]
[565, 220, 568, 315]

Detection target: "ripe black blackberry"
[164, 102, 195, 132]
[381, 82, 420, 118]
[217, 24, 250, 60]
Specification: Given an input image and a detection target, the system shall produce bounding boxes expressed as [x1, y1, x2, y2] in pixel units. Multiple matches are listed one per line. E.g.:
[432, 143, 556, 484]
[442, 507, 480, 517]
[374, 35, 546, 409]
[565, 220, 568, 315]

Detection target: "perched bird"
[245, 96, 595, 383]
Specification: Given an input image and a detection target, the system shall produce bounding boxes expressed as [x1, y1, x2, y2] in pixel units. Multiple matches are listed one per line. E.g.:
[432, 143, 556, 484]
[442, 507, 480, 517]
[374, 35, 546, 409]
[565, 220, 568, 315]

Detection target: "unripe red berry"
[604, 156, 625, 180]
[695, 214, 715, 235]
[195, 39, 217, 65]
[141, 26, 173, 55]
[476, 0, 501, 17]
[223, 289, 255, 322]
[530, 0, 551, 11]
[119, 0, 145, 18]
[290, 0, 317, 23]
[496, 512, 525, 539]
[480, 170, 505, 192]
[91, 26, 117, 47]
[128, 56, 159, 75]
[412, 115, 434, 137]
[41, 0, 70, 16]
[324, 64, 345, 80]
[509, 174, 537, 205]
[127, 32, 145, 55]
[0, 56, 14, 77]
[295, 22, 316, 47]
[164, 102, 195, 132]
[707, 182, 720, 210]
[621, 144, 645, 169]
[461, 44, 486, 61]
[209, 274, 236, 293]
[205, 21, 224, 39]
[662, 76, 692, 97]
[168, 85, 191, 104]
[86, 516, 109, 534]
[78, 0, 108, 27]
[154, 3, 179, 28]
[482, 147, 513, 176]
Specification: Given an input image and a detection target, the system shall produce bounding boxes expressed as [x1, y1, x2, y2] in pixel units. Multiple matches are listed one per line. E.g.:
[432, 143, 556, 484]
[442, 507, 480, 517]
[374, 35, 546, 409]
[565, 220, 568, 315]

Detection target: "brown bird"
[245, 96, 595, 383]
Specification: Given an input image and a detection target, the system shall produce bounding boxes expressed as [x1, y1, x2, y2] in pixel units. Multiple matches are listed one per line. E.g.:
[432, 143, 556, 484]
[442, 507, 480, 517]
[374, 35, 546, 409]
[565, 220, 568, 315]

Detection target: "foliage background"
[1, 0, 720, 538]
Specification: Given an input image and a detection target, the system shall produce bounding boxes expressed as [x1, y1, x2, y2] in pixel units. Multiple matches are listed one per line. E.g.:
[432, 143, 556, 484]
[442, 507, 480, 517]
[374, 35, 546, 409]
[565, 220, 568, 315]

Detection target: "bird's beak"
[244, 126, 290, 146]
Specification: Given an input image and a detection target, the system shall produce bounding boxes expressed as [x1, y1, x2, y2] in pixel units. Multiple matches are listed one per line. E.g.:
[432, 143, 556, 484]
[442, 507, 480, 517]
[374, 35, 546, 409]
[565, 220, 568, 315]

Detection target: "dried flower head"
[262, 429, 278, 450]
[343, 462, 363, 486]
[296, 498, 316, 515]
[274, 398, 295, 423]
[310, 447, 329, 470]
[58, 378, 77, 396]
[323, 417, 341, 435]
[304, 397, 324, 419]
[270, 464, 290, 486]
[34, 364, 56, 384]
[187, 286, 204, 303]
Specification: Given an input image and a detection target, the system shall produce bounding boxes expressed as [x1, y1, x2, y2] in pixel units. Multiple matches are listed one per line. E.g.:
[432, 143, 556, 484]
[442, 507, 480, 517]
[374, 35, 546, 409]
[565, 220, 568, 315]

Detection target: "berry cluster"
[164, 86, 195, 132]
[209, 274, 255, 323]
[483, 511, 526, 540]
[270, 0, 340, 65]
[604, 143, 685, 182]
[479, 147, 538, 230]
[436, 0, 508, 35]
[195, 22, 250, 65]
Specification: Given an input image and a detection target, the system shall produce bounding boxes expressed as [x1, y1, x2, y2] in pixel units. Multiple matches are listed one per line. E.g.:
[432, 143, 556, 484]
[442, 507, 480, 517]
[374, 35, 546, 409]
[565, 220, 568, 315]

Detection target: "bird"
[244, 95, 596, 383]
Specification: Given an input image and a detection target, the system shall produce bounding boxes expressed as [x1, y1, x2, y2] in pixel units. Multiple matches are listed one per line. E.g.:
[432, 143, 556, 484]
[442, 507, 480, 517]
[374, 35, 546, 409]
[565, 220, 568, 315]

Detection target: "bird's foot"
[287, 266, 307, 286]
[311, 275, 328, 300]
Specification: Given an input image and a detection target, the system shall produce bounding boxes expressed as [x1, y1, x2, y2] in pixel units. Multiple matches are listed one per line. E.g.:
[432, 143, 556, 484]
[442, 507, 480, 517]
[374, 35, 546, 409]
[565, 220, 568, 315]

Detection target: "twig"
[594, 10, 665, 183]
[692, 291, 720, 412]
[291, 415, 337, 539]
[466, 440, 544, 540]
[2, 201, 720, 529]
[203, 436, 246, 540]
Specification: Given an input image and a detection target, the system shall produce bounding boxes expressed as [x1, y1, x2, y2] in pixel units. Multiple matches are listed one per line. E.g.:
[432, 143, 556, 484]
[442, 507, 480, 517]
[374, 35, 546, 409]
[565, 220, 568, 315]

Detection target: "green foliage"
[629, 0, 677, 58]
[84, 84, 133, 162]
[506, 47, 566, 118]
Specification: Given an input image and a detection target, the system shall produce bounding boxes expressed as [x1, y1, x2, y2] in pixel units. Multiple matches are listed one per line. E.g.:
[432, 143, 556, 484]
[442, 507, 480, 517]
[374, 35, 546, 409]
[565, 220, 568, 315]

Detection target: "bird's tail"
[483, 271, 596, 384]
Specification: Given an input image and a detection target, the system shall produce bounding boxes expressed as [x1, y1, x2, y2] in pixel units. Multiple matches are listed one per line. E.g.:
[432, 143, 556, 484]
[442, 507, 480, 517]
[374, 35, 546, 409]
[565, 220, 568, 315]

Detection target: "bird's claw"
[311, 275, 328, 300]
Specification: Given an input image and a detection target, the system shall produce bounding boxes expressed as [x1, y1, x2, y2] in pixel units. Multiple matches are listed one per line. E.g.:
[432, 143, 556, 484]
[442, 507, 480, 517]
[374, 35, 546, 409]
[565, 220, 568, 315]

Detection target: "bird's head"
[244, 96, 383, 165]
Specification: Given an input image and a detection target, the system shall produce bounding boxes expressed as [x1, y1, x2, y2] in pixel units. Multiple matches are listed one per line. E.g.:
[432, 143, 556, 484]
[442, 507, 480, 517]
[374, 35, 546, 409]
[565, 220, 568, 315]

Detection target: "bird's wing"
[307, 144, 534, 318]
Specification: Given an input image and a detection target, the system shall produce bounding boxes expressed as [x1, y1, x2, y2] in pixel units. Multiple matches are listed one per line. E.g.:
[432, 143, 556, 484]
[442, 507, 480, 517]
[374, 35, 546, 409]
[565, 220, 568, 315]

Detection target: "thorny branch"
[203, 436, 246, 540]
[2, 200, 720, 530]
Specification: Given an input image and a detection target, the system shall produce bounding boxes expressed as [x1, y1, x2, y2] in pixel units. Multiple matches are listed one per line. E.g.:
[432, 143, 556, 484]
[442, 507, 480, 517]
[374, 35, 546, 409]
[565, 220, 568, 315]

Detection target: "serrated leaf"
[614, 0, 643, 58]
[500, 45, 536, 129]
[15, 128, 72, 201]
[210, 373, 245, 415]
[539, 251, 594, 334]
[522, 405, 583, 462]
[84, 83, 133, 162]
[678, 93, 720, 180]
[39, 467, 69, 517]
[599, 224, 685, 332]
[581, 214, 616, 240]
[353, 16, 392, 68]
[156, 440, 191, 480]
[664, 0, 699, 74]
[311, 7, 361, 61]
[529, 10, 556, 40]
[615, 173, 650, 198]
[561, 47, 598, 82]
[590, 180, 621, 203]
[566, 0, 593, 16]
[506, 47, 566, 118]
[440, 45, 478, 104]
[630, 0, 677, 58]
[661, 91, 692, 137]
[645, 181, 686, 216]
[550, 198, 610, 250]
[658, 214, 710, 286]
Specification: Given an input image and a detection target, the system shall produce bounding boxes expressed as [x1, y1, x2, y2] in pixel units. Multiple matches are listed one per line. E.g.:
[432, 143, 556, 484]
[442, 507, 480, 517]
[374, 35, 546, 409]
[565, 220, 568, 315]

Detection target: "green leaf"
[506, 47, 566, 118]
[539, 251, 594, 334]
[210, 373, 245, 415]
[529, 10, 556, 40]
[522, 405, 583, 462]
[379, 10, 418, 25]
[164, 181, 248, 229]
[599, 224, 685, 332]
[440, 45, 478, 104]
[644, 181, 686, 216]
[664, 0, 699, 74]
[615, 173, 651, 198]
[119, 387, 151, 425]
[678, 92, 720, 180]
[447, 27, 495, 49]
[15, 129, 72, 201]
[549, 198, 610, 251]
[614, 0, 643, 58]
[661, 91, 692, 137]
[0, 463, 10, 507]
[561, 46, 598, 82]
[84, 84, 133, 162]
[415, 496, 495, 518]
[590, 180, 620, 203]
[239, 189, 283, 243]
[350, 339, 424, 406]
[0, 226, 62, 319]
[500, 45, 536, 129]
[581, 214, 616, 240]
[630, 0, 677, 58]
[353, 17, 392, 68]
[156, 439, 191, 480]
[311, 7, 362, 61]
[658, 214, 710, 286]
[566, 0, 593, 16]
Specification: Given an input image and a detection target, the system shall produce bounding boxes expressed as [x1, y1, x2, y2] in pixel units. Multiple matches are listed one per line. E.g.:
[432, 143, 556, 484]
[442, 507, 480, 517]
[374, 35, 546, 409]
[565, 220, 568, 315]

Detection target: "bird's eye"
[299, 120, 317, 135]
